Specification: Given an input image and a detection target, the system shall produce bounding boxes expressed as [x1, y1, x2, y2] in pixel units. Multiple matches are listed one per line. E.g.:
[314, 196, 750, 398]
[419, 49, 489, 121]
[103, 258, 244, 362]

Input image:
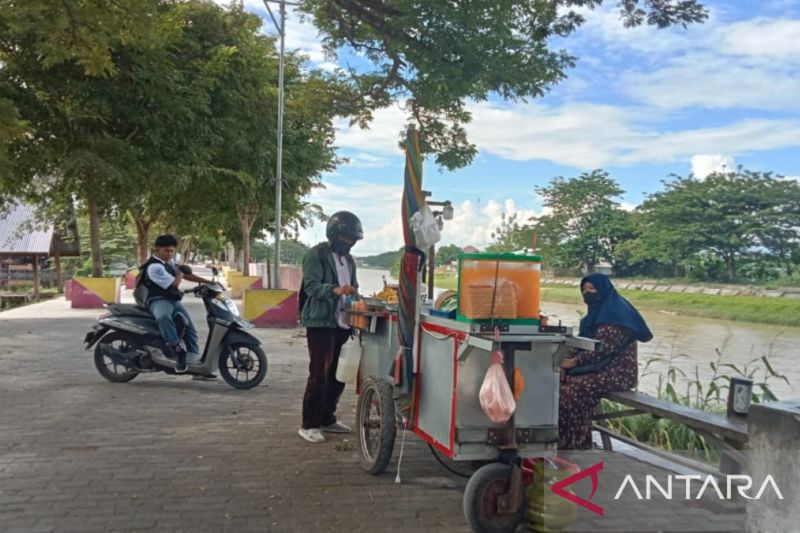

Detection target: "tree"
[302, 0, 707, 169]
[435, 244, 462, 265]
[633, 170, 800, 281]
[532, 170, 628, 273]
[486, 213, 534, 254]
[262, 240, 311, 265]
[171, 6, 339, 276]
[0, 0, 165, 275]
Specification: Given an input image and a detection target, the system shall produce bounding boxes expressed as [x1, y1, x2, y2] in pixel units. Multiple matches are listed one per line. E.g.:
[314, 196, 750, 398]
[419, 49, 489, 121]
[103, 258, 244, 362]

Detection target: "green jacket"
[300, 242, 358, 329]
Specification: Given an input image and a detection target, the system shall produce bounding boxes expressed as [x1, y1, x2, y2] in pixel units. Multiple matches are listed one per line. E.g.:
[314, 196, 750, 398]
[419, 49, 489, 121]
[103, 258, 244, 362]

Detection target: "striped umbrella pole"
[397, 126, 425, 394]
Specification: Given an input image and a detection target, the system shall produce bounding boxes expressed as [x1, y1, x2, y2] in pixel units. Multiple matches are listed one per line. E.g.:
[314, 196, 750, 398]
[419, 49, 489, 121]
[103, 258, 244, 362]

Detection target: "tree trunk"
[54, 249, 63, 293]
[241, 232, 251, 276]
[87, 197, 103, 277]
[133, 215, 151, 265]
[672, 260, 680, 278]
[179, 239, 191, 264]
[727, 253, 736, 281]
[32, 255, 40, 299]
[239, 211, 255, 276]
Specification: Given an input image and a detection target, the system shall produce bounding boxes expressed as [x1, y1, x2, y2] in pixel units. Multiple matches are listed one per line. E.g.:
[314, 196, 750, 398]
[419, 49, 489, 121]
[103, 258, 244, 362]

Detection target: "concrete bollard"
[230, 275, 262, 299]
[746, 400, 800, 532]
[71, 277, 121, 308]
[243, 289, 298, 327]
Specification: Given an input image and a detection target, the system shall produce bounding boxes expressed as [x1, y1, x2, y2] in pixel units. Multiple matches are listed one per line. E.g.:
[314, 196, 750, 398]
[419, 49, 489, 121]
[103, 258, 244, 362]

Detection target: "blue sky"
[225, 0, 800, 254]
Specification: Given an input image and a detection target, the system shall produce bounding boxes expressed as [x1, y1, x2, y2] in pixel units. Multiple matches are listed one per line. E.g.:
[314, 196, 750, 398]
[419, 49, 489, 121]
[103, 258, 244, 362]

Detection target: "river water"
[358, 269, 799, 400]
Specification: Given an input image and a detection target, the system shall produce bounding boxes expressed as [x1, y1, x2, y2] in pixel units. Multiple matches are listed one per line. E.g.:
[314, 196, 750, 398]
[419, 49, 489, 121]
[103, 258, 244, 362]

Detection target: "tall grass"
[542, 285, 800, 327]
[601, 346, 790, 459]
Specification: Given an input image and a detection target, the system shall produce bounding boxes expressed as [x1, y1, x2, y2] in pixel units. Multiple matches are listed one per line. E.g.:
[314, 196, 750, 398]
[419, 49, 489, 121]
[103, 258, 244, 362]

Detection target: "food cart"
[351, 253, 599, 532]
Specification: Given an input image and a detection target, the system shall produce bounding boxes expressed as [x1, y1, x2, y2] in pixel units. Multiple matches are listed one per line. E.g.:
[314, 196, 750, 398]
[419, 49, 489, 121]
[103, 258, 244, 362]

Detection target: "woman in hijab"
[558, 273, 653, 450]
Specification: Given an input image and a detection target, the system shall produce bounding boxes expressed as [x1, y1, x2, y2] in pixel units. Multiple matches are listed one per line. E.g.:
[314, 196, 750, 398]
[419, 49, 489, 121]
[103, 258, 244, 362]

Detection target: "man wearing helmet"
[298, 211, 363, 443]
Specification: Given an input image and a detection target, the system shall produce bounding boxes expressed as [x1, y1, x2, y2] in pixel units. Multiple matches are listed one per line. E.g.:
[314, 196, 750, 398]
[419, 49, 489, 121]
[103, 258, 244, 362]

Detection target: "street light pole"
[263, 0, 287, 289]
[273, 0, 286, 289]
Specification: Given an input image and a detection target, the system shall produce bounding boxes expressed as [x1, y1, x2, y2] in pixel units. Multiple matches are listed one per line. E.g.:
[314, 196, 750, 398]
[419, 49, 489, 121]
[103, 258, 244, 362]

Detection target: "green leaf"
[759, 384, 778, 402]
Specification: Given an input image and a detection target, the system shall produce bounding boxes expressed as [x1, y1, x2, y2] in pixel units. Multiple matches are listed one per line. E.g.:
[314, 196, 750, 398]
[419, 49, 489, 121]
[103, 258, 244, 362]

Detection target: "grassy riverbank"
[432, 274, 800, 326]
[541, 285, 800, 327]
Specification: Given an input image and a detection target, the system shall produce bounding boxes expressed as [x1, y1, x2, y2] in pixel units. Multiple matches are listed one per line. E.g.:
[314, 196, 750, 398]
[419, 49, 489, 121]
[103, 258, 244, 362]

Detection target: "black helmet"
[326, 211, 364, 242]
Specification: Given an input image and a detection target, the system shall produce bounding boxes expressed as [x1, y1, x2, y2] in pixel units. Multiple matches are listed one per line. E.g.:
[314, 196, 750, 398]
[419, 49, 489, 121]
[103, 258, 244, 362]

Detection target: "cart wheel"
[463, 463, 526, 533]
[356, 377, 396, 474]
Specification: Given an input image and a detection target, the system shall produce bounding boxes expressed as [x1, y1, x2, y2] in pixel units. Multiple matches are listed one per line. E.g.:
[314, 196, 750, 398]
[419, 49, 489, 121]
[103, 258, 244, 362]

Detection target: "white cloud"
[622, 54, 800, 110]
[297, 179, 544, 254]
[442, 199, 542, 250]
[334, 105, 409, 155]
[298, 181, 403, 254]
[467, 102, 636, 168]
[722, 18, 800, 61]
[345, 153, 391, 169]
[691, 154, 736, 179]
[575, 4, 709, 56]
[621, 119, 800, 164]
[466, 102, 800, 168]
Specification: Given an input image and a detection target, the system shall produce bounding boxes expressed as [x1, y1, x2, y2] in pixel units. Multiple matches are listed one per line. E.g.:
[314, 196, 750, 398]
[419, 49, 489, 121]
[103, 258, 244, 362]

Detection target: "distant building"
[461, 245, 480, 254]
[0, 199, 80, 295]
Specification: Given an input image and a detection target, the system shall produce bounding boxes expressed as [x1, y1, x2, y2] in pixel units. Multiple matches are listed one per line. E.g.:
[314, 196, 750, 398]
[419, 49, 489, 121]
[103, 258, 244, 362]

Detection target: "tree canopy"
[301, 0, 707, 169]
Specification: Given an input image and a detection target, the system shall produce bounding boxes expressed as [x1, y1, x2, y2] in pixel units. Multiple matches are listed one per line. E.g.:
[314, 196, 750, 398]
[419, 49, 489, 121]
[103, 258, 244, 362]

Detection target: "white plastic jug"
[336, 339, 361, 385]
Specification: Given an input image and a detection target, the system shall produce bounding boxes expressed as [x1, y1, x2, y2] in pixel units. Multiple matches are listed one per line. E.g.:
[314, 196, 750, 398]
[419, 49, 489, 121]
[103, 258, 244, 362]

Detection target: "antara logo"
[550, 461, 784, 517]
[614, 474, 784, 501]
[551, 461, 605, 516]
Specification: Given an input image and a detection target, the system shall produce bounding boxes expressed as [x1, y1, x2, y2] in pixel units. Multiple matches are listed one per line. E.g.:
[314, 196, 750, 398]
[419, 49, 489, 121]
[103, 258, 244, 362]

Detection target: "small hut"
[0, 200, 80, 298]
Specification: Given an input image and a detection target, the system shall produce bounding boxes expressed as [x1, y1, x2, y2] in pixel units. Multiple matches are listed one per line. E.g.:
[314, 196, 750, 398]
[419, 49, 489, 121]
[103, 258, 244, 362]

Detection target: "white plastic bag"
[409, 204, 441, 249]
[336, 338, 361, 385]
[479, 350, 517, 424]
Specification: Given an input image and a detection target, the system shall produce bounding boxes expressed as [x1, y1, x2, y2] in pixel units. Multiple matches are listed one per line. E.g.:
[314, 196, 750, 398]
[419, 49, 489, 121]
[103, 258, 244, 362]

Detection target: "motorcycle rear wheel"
[94, 331, 140, 383]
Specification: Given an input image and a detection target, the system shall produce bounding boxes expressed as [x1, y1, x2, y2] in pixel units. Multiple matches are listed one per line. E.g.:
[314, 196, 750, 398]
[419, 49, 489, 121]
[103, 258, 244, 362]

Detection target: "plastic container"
[457, 253, 542, 323]
[336, 339, 361, 385]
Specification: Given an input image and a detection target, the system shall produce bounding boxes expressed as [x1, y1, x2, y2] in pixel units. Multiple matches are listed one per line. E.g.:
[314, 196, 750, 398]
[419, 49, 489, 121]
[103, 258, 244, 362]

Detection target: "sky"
[218, 0, 800, 255]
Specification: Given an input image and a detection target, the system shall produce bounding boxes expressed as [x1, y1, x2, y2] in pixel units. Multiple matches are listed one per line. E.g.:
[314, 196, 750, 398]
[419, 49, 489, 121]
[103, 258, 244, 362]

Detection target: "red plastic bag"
[479, 348, 517, 424]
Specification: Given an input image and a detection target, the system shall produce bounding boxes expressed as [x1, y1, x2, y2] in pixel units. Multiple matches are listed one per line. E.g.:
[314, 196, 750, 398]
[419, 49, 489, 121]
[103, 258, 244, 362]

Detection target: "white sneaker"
[321, 421, 352, 433]
[298, 428, 325, 443]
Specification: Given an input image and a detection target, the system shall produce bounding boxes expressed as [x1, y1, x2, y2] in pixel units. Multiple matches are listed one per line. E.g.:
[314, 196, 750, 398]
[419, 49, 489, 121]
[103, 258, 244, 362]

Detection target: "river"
[359, 269, 798, 400]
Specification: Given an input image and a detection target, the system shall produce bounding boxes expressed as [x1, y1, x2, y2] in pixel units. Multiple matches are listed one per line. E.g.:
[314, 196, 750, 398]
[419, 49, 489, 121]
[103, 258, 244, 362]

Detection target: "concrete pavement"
[0, 283, 747, 532]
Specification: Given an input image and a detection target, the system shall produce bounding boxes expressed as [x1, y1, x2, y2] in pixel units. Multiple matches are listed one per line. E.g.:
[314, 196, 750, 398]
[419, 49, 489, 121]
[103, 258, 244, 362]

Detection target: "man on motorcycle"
[137, 234, 214, 373]
[298, 211, 362, 443]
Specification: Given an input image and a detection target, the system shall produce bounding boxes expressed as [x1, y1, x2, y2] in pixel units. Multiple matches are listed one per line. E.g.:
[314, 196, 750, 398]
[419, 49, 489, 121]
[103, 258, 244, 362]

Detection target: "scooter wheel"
[94, 332, 140, 383]
[219, 343, 267, 389]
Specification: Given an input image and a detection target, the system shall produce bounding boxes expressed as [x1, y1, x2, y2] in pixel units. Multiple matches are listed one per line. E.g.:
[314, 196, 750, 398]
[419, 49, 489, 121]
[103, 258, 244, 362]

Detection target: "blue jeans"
[148, 298, 200, 354]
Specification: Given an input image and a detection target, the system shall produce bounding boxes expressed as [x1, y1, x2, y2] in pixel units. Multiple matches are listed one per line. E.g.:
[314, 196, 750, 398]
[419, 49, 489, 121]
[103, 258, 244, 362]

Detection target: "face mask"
[331, 239, 353, 256]
[582, 292, 601, 306]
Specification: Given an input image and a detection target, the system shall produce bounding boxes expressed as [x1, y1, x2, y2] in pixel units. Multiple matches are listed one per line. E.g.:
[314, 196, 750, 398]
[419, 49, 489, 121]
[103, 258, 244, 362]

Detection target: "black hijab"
[579, 273, 653, 342]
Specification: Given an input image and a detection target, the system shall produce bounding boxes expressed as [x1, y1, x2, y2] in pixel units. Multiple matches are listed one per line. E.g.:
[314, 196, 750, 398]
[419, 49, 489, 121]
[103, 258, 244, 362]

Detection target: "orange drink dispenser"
[456, 253, 542, 324]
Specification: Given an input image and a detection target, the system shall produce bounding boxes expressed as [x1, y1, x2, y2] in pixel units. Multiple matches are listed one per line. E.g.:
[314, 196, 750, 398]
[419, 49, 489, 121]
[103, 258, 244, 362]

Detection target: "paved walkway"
[0, 283, 746, 532]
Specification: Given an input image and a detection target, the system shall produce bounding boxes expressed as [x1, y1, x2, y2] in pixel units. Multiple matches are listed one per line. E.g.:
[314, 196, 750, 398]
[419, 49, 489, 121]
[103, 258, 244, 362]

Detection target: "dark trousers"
[302, 327, 351, 429]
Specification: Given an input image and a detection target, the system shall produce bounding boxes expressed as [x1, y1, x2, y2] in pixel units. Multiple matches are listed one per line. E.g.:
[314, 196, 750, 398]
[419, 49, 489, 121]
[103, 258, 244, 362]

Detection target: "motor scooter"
[83, 269, 267, 389]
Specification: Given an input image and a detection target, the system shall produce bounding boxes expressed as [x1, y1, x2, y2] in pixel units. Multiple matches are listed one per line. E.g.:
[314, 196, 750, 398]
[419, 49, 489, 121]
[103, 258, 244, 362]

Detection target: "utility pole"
[263, 0, 289, 289]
